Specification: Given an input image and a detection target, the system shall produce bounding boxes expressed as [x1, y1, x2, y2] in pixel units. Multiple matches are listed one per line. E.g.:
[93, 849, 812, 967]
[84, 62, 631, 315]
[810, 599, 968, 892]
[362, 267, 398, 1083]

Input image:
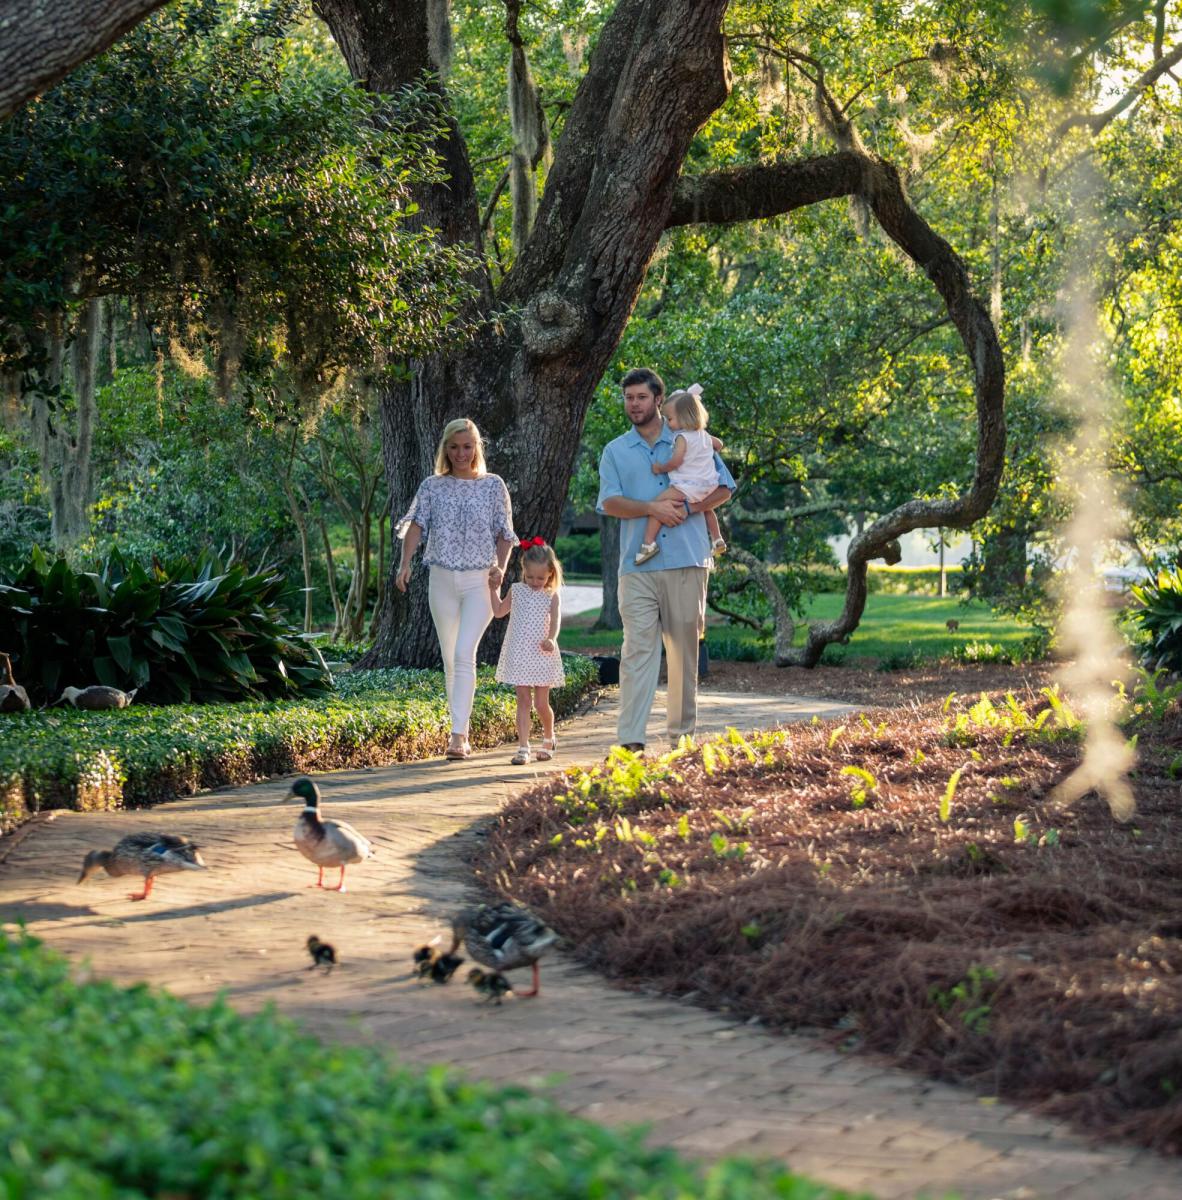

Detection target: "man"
[597, 367, 735, 751]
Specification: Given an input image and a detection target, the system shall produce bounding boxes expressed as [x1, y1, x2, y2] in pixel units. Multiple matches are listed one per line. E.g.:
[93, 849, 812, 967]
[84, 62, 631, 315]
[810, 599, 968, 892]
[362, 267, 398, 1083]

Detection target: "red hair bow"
[519, 536, 546, 549]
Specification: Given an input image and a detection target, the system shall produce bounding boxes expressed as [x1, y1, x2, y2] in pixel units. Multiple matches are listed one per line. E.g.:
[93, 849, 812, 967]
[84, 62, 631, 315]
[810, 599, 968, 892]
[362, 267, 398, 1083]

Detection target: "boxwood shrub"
[0, 932, 847, 1200]
[0, 657, 598, 826]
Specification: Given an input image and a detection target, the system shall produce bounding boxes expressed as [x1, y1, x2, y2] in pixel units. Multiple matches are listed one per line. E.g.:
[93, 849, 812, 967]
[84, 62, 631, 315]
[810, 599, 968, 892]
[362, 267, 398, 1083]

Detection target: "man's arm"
[601, 495, 687, 525]
[599, 443, 686, 526]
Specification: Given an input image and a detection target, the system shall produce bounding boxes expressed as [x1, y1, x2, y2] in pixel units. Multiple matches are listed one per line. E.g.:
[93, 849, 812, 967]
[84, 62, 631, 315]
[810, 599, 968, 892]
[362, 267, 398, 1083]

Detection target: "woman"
[396, 418, 515, 759]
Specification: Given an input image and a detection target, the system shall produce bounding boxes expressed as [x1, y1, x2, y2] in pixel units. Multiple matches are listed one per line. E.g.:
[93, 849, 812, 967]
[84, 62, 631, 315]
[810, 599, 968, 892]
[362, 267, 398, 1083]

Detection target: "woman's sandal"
[535, 738, 557, 762]
[445, 737, 470, 760]
[511, 746, 532, 765]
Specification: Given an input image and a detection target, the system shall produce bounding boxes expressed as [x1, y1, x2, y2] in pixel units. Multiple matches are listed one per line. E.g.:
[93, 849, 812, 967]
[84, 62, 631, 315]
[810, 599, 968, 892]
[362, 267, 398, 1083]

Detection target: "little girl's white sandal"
[536, 738, 557, 762]
[511, 746, 532, 765]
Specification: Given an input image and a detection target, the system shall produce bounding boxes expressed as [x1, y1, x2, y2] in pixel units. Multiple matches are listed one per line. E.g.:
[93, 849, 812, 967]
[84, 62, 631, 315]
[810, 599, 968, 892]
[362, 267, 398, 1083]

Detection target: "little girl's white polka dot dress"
[496, 583, 565, 687]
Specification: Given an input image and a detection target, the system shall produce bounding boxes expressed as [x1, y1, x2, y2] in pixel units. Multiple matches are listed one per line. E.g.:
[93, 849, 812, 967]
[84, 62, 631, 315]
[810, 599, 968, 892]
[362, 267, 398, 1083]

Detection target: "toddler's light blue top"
[597, 423, 735, 576]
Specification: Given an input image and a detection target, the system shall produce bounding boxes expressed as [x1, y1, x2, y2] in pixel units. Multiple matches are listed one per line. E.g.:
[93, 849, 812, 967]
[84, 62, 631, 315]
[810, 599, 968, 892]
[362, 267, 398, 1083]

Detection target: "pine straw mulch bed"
[474, 690, 1182, 1155]
[700, 658, 1058, 706]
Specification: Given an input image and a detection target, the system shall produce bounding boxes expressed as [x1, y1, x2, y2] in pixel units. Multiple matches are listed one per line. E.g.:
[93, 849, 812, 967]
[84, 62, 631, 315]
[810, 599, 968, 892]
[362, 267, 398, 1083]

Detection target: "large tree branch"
[667, 150, 1005, 667]
[503, 0, 729, 313]
[0, 0, 169, 121]
[1054, 41, 1182, 139]
[729, 498, 844, 524]
[667, 152, 865, 226]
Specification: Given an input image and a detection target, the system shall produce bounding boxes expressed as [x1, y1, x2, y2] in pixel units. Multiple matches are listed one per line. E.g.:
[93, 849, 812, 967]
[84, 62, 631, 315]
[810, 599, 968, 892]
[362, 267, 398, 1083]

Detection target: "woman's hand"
[540, 637, 557, 654]
[395, 563, 412, 593]
[488, 564, 505, 586]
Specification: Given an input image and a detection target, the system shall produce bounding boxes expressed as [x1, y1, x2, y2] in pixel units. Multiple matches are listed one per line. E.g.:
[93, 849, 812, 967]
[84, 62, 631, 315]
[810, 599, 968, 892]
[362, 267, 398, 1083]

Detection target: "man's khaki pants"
[617, 566, 708, 747]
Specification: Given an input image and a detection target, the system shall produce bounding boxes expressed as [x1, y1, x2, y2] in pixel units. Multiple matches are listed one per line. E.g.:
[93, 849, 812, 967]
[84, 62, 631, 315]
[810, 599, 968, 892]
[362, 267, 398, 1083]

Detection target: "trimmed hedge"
[0, 932, 852, 1200]
[0, 657, 598, 827]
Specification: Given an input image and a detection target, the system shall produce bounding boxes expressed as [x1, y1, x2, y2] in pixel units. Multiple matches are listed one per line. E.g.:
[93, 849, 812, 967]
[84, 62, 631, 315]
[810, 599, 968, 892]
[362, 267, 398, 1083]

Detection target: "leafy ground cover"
[0, 658, 597, 828]
[476, 679, 1182, 1155]
[0, 932, 851, 1200]
[561, 594, 1033, 667]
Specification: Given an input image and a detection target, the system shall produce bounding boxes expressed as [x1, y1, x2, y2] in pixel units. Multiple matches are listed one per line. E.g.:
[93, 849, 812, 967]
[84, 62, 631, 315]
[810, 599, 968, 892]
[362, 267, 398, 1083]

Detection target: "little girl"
[635, 383, 727, 565]
[490, 538, 565, 765]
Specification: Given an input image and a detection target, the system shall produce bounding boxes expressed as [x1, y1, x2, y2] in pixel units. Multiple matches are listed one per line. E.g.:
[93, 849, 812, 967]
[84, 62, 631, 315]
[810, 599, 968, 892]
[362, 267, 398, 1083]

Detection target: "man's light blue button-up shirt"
[597, 423, 735, 576]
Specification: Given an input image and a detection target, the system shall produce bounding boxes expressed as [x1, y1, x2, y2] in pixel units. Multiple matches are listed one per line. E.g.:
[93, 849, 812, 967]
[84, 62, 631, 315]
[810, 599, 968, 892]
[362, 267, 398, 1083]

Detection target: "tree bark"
[26, 299, 103, 546]
[0, 0, 170, 121]
[593, 519, 622, 631]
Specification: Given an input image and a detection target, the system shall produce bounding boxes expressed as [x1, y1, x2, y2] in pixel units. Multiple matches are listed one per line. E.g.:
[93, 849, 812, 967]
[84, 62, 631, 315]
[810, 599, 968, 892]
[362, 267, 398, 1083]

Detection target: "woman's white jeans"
[428, 566, 493, 736]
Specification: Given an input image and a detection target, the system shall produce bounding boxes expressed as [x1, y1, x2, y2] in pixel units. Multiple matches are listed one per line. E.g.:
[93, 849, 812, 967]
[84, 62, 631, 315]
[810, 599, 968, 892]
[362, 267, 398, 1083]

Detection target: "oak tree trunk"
[593, 519, 622, 631]
[0, 0, 170, 121]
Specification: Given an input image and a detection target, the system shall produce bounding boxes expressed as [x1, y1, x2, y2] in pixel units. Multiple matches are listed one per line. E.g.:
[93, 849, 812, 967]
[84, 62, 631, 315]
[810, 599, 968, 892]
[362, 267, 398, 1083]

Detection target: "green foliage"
[1114, 666, 1182, 727]
[87, 367, 290, 570]
[558, 730, 790, 827]
[0, 547, 328, 705]
[952, 640, 1013, 665]
[1130, 564, 1182, 673]
[940, 767, 965, 822]
[928, 965, 998, 1035]
[0, 428, 48, 577]
[0, 931, 844, 1199]
[839, 764, 878, 807]
[552, 532, 601, 575]
[0, 658, 598, 815]
[0, 0, 476, 383]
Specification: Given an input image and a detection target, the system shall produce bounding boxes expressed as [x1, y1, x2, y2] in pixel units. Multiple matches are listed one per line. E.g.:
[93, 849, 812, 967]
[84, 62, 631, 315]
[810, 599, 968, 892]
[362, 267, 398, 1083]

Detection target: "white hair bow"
[686, 383, 703, 397]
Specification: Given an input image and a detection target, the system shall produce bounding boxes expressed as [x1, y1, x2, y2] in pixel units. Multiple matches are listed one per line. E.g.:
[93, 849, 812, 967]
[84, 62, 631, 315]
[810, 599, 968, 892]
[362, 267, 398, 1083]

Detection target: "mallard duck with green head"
[77, 832, 206, 901]
[449, 902, 557, 998]
[286, 777, 373, 892]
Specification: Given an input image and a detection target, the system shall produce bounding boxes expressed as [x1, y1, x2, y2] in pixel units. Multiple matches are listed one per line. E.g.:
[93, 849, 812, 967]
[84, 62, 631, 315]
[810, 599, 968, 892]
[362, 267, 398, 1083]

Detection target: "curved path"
[1, 688, 1178, 1200]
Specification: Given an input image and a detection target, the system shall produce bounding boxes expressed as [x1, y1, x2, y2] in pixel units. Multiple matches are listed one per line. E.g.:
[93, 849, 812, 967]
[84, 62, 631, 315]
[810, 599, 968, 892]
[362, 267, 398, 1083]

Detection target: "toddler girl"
[635, 383, 727, 565]
[491, 538, 565, 765]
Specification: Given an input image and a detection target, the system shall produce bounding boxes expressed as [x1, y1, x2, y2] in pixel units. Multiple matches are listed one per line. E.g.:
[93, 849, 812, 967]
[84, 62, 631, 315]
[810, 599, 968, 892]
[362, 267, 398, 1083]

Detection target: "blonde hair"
[664, 389, 708, 431]
[434, 418, 487, 476]
[520, 541, 563, 593]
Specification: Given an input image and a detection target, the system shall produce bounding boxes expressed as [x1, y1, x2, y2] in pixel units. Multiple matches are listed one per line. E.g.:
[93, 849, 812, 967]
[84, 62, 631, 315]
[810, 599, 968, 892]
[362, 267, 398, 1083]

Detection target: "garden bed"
[0, 931, 849, 1200]
[0, 657, 598, 827]
[476, 684, 1182, 1155]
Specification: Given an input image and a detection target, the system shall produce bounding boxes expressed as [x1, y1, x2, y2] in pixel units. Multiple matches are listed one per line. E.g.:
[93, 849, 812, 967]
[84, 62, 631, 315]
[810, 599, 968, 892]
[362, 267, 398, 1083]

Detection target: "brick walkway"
[1, 687, 1178, 1200]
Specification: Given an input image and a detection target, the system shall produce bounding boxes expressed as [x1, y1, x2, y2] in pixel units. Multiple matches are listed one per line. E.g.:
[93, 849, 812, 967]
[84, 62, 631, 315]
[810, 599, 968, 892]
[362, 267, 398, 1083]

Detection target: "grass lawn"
[478, 687, 1182, 1155]
[561, 591, 1032, 665]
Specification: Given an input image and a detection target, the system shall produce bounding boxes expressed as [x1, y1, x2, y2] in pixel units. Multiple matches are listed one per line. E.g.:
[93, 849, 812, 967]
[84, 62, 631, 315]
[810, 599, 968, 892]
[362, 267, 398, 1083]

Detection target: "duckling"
[58, 685, 138, 710]
[467, 967, 512, 1005]
[430, 952, 465, 984]
[412, 944, 437, 980]
[0, 652, 30, 713]
[77, 832, 206, 901]
[449, 902, 557, 998]
[306, 935, 337, 973]
[286, 777, 373, 892]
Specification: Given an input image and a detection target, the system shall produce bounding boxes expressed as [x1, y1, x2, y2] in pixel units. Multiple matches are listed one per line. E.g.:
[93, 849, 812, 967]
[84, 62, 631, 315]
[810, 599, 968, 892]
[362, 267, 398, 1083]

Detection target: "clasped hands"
[648, 495, 689, 527]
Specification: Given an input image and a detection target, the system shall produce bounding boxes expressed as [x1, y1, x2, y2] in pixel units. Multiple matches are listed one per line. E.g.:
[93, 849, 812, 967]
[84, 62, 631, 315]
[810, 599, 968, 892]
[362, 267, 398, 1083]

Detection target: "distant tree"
[0, 0, 474, 546]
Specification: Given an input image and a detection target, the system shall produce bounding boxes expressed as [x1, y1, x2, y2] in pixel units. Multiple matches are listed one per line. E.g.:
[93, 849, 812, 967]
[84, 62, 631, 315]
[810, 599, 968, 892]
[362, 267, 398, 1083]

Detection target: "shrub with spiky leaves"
[0, 547, 329, 704]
